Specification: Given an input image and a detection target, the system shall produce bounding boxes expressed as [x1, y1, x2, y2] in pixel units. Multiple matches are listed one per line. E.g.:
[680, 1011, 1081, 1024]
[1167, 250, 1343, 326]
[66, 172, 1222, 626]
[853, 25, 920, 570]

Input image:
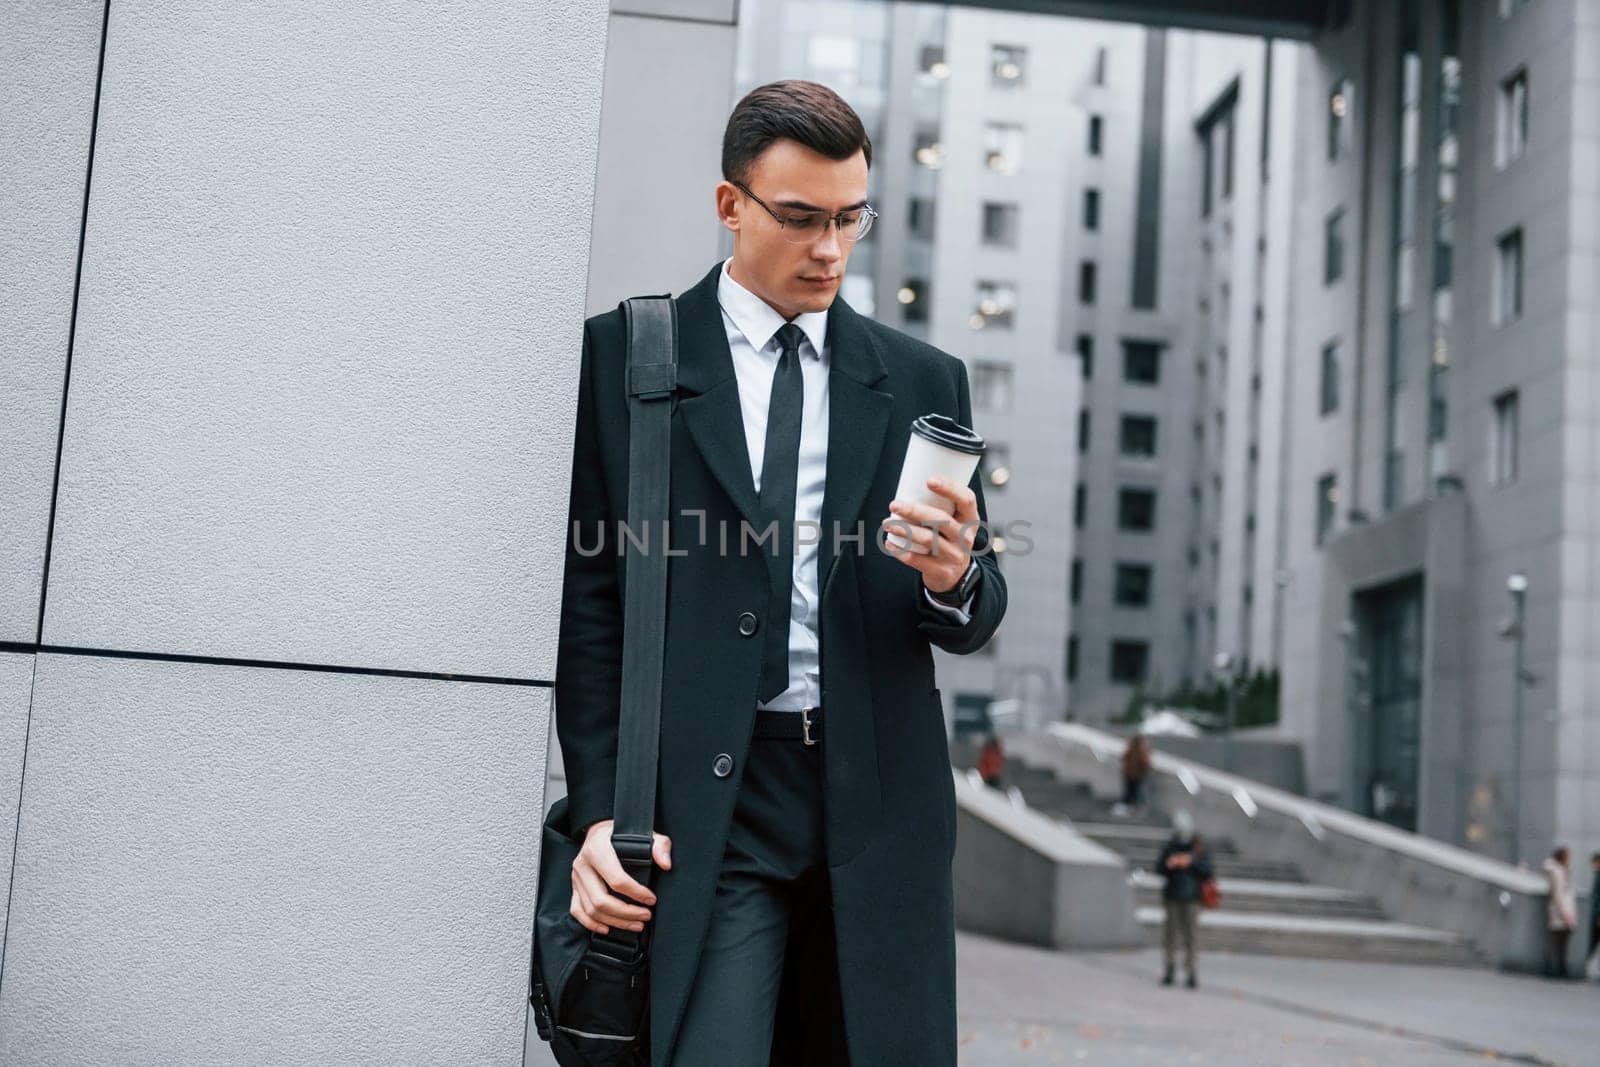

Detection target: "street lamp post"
[1213, 651, 1236, 772]
[1505, 573, 1528, 866]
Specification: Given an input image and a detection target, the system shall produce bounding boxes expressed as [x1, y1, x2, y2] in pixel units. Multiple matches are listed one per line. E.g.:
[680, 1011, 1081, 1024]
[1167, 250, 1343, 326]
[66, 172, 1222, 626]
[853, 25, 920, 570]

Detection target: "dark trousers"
[1545, 928, 1571, 977]
[671, 731, 848, 1066]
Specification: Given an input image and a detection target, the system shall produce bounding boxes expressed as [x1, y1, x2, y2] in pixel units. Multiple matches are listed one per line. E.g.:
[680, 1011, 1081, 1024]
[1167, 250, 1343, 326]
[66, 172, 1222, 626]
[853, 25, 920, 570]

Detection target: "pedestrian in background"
[977, 732, 1006, 789]
[1543, 845, 1578, 978]
[1156, 809, 1211, 989]
[1586, 851, 1600, 980]
[1120, 734, 1152, 811]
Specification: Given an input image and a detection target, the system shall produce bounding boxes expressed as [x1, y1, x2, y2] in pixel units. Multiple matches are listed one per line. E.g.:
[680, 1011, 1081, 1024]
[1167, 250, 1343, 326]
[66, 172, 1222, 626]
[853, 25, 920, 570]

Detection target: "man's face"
[716, 139, 870, 321]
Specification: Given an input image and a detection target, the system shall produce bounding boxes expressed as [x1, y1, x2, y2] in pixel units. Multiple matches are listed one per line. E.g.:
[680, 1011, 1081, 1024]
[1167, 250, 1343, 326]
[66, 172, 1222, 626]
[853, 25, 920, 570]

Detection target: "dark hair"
[722, 80, 872, 185]
[1553, 845, 1570, 863]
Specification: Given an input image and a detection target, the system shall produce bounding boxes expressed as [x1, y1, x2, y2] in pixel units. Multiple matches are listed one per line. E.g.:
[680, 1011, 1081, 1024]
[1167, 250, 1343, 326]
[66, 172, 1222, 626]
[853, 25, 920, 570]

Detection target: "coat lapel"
[671, 263, 895, 576]
[816, 296, 893, 603]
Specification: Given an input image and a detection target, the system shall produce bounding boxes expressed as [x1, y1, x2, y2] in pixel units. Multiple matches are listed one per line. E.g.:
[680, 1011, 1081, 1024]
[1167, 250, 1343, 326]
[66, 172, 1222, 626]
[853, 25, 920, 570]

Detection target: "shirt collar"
[717, 257, 828, 359]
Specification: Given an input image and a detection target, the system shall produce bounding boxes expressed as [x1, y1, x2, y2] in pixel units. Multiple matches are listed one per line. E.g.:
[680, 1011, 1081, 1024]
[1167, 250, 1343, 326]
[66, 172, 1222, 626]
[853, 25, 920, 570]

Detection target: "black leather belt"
[752, 706, 823, 745]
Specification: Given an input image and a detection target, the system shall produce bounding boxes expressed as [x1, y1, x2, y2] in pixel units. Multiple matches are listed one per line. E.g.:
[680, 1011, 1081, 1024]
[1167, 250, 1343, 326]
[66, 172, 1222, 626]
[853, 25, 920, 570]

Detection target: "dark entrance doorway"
[1351, 575, 1425, 830]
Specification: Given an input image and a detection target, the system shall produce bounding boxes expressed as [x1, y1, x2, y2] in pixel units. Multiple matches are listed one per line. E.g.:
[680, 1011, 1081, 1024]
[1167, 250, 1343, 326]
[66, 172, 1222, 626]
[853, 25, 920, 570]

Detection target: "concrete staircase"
[1003, 763, 1481, 966]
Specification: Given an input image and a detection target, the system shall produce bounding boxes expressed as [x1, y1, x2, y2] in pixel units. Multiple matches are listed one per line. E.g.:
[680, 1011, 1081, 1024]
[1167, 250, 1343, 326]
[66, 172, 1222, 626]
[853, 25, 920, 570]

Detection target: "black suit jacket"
[553, 261, 1005, 1065]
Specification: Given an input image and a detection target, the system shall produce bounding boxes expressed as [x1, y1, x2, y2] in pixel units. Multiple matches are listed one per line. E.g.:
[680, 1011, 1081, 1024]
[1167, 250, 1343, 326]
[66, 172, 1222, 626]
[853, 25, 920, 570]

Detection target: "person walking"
[1156, 809, 1211, 989]
[1121, 734, 1152, 810]
[555, 79, 1007, 1066]
[1543, 845, 1578, 978]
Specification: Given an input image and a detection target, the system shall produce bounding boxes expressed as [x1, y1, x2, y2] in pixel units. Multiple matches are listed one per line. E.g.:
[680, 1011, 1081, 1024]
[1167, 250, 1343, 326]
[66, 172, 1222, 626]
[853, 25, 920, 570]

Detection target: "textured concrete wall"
[0, 0, 608, 1062]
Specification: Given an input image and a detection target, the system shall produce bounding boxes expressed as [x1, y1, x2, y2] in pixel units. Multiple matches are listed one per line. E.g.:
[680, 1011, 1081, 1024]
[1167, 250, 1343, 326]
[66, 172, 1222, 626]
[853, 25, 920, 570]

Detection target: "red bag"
[1200, 878, 1221, 910]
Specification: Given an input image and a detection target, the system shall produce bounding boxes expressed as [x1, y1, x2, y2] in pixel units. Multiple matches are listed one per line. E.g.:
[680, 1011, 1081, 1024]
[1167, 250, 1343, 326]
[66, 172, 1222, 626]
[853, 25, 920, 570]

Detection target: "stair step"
[1133, 907, 1480, 965]
[1129, 872, 1384, 919]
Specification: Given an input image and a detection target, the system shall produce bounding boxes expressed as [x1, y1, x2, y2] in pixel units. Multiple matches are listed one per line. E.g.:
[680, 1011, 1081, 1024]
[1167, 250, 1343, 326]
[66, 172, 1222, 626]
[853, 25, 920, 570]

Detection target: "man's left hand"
[880, 475, 978, 594]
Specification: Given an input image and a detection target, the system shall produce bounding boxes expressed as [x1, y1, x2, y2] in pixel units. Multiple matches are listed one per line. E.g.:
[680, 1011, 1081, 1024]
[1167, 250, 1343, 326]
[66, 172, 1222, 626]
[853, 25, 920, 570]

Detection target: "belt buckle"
[801, 706, 817, 746]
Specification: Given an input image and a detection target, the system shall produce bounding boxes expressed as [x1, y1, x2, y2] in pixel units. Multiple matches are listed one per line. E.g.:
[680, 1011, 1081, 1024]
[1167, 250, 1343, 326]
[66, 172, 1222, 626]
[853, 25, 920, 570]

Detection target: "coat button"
[712, 753, 734, 778]
[737, 611, 759, 636]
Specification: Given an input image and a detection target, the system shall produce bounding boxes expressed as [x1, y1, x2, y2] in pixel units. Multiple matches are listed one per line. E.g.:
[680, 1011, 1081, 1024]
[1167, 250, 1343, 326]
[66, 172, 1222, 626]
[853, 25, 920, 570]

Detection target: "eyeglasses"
[732, 180, 878, 244]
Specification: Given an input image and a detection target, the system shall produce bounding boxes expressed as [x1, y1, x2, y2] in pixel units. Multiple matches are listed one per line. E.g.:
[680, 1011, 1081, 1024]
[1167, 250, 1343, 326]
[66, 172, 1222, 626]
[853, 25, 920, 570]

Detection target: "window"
[985, 122, 1023, 174]
[1087, 114, 1104, 157]
[969, 360, 1013, 412]
[898, 278, 928, 324]
[1498, 69, 1528, 167]
[1074, 482, 1086, 528]
[919, 45, 948, 79]
[983, 443, 1010, 490]
[1495, 229, 1523, 324]
[1110, 640, 1149, 684]
[981, 202, 1019, 246]
[1320, 340, 1340, 414]
[991, 44, 1026, 88]
[1490, 389, 1519, 484]
[1119, 415, 1158, 457]
[1325, 208, 1345, 284]
[974, 280, 1017, 329]
[1070, 558, 1083, 604]
[1199, 95, 1236, 216]
[913, 129, 944, 169]
[1328, 78, 1352, 160]
[1092, 46, 1108, 86]
[1075, 334, 1094, 378]
[1066, 635, 1079, 682]
[1121, 340, 1162, 384]
[1078, 409, 1091, 453]
[1114, 563, 1152, 607]
[1083, 188, 1100, 231]
[1078, 261, 1097, 305]
[1316, 473, 1338, 546]
[908, 198, 935, 240]
[1117, 487, 1156, 531]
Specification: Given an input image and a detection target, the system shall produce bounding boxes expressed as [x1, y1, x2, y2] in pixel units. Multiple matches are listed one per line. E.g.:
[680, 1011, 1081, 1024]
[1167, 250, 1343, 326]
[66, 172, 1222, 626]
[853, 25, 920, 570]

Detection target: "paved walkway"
[955, 934, 1597, 1066]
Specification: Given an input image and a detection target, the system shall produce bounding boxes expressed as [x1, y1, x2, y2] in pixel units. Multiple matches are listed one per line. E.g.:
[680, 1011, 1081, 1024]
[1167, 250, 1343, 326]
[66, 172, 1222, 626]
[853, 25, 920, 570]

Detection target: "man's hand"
[570, 819, 673, 936]
[880, 475, 979, 594]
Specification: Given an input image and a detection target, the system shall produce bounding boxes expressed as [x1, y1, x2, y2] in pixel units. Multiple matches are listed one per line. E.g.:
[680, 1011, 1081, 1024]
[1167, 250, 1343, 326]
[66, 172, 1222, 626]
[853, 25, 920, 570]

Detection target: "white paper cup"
[886, 414, 985, 552]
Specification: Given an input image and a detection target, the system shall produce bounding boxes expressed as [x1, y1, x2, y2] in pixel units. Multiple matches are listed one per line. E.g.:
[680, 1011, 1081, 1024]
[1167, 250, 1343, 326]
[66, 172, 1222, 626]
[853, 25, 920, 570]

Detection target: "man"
[1155, 810, 1211, 989]
[554, 79, 1006, 1065]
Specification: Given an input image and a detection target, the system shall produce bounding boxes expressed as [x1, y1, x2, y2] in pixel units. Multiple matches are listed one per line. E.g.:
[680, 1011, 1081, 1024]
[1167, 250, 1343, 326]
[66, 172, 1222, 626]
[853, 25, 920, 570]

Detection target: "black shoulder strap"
[610, 294, 677, 887]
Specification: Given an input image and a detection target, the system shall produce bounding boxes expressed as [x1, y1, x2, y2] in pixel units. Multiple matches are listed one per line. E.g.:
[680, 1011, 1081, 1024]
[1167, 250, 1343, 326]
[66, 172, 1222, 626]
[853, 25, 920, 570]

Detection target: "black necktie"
[757, 323, 806, 705]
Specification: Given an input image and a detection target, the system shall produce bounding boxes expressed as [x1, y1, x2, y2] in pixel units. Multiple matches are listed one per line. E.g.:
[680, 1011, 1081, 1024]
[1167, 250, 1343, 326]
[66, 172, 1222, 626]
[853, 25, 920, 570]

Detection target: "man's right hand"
[569, 819, 673, 936]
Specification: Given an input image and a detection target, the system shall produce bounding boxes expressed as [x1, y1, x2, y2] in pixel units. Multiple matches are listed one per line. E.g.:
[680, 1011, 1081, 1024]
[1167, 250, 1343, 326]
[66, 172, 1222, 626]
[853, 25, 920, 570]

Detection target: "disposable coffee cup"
[886, 413, 986, 552]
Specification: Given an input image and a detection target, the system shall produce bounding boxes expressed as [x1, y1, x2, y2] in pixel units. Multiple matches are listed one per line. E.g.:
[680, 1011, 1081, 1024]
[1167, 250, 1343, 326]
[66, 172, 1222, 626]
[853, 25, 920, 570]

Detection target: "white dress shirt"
[715, 258, 973, 713]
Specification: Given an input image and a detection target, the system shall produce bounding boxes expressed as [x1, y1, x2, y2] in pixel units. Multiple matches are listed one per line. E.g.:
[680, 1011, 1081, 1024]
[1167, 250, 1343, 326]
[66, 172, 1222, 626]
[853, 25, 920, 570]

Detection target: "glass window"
[1498, 69, 1528, 167]
[1114, 563, 1152, 607]
[1495, 229, 1523, 324]
[983, 442, 1010, 491]
[1122, 340, 1162, 384]
[984, 123, 1023, 174]
[1075, 333, 1094, 378]
[1110, 640, 1149, 684]
[1490, 389, 1519, 484]
[914, 129, 944, 170]
[1087, 114, 1103, 157]
[1078, 261, 1097, 305]
[1325, 208, 1345, 284]
[1078, 409, 1091, 453]
[990, 44, 1026, 88]
[1066, 635, 1079, 681]
[1093, 47, 1108, 86]
[1083, 188, 1100, 231]
[1328, 78, 1353, 161]
[920, 45, 948, 79]
[981, 202, 1019, 246]
[1074, 482, 1087, 528]
[974, 280, 1017, 329]
[1117, 487, 1156, 531]
[898, 278, 928, 324]
[908, 197, 936, 241]
[969, 360, 1014, 412]
[1316, 473, 1338, 546]
[1070, 558, 1083, 604]
[1320, 340, 1341, 414]
[1119, 415, 1158, 457]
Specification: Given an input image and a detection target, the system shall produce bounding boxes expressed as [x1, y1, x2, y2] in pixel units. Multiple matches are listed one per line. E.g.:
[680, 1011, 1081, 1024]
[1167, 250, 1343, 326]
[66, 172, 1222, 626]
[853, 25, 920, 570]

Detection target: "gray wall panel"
[41, 0, 609, 680]
[0, 2, 104, 644]
[0, 653, 547, 1064]
[610, 0, 736, 22]
[585, 11, 736, 313]
[0, 652, 35, 973]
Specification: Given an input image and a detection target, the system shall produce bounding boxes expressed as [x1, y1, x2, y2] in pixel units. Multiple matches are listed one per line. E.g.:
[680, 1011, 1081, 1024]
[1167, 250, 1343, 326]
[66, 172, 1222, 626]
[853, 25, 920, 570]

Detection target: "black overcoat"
[553, 262, 1007, 1065]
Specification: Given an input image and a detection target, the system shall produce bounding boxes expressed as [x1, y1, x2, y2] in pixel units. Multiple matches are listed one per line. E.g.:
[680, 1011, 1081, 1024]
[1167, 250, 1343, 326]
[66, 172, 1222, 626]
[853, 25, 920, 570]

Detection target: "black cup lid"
[911, 413, 985, 455]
